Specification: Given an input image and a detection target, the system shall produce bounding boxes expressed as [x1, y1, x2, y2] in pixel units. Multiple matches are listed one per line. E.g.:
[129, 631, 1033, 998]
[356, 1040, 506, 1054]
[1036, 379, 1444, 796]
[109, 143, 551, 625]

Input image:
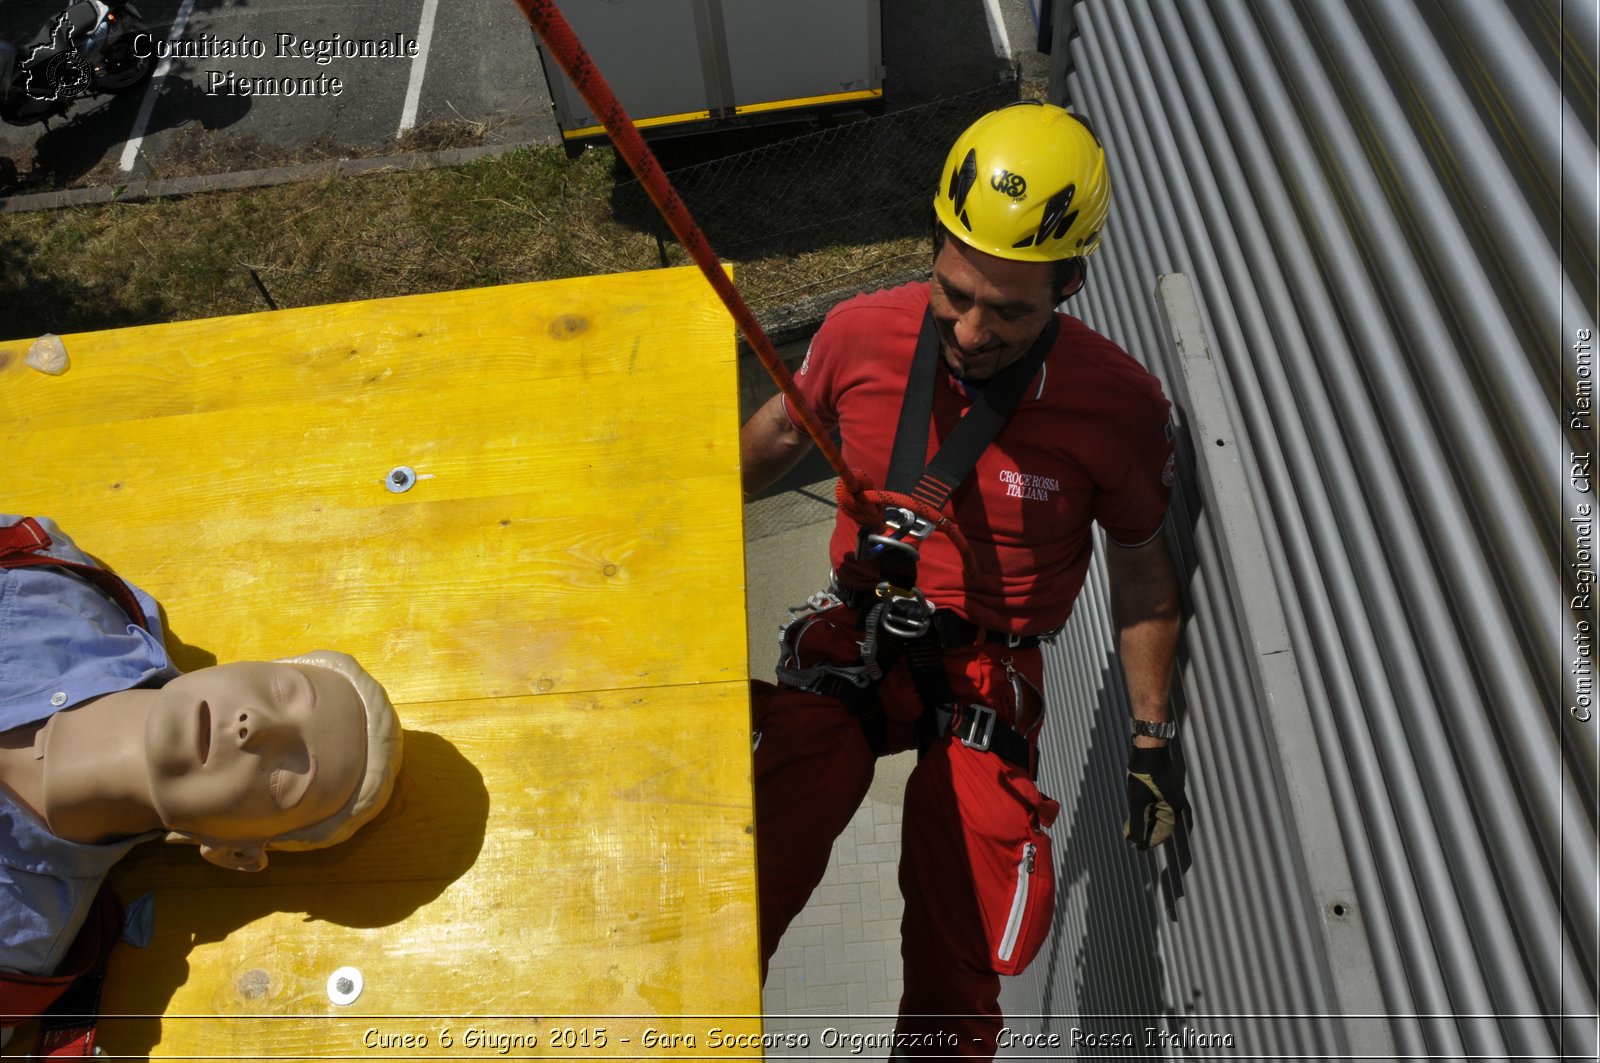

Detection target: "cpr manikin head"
[142, 650, 401, 871]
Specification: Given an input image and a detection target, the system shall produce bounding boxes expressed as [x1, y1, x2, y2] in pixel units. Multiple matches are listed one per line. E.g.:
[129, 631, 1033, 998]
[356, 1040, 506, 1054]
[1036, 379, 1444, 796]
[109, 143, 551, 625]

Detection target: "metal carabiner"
[875, 582, 933, 639]
[882, 505, 937, 542]
[863, 505, 938, 563]
[863, 531, 922, 565]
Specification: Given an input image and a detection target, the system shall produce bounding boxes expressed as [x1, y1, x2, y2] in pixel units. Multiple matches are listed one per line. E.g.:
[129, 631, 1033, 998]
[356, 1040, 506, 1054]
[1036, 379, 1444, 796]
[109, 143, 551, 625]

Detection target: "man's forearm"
[1106, 530, 1182, 747]
[740, 393, 814, 497]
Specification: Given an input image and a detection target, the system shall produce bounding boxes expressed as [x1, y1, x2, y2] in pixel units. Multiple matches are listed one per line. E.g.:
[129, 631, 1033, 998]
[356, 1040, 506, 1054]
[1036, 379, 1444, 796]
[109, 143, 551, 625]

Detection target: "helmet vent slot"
[949, 148, 979, 217]
[1036, 184, 1079, 247]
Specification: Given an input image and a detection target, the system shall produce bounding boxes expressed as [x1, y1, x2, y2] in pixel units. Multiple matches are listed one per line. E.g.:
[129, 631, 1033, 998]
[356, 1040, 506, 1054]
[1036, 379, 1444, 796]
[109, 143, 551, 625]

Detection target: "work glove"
[1123, 744, 1190, 849]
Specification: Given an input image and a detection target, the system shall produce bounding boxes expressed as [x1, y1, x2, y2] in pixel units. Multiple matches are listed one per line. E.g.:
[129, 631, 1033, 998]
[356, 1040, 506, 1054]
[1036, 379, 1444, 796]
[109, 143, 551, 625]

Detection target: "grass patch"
[0, 140, 933, 340]
[2, 145, 605, 334]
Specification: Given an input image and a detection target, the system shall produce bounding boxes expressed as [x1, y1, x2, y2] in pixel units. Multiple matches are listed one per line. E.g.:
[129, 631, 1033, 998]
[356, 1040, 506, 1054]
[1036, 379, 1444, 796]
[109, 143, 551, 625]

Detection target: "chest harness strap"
[0, 517, 151, 632]
[837, 308, 1058, 771]
[0, 517, 146, 1057]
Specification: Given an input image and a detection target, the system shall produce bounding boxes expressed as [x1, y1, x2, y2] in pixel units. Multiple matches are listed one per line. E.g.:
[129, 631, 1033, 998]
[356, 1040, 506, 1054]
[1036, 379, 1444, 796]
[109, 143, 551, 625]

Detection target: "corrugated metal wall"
[1001, 1, 1598, 1058]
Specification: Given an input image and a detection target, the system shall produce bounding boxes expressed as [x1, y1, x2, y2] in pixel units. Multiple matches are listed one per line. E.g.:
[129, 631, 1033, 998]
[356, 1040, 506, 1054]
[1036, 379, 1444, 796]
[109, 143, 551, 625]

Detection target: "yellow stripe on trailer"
[562, 108, 714, 140]
[561, 86, 884, 139]
[734, 86, 882, 117]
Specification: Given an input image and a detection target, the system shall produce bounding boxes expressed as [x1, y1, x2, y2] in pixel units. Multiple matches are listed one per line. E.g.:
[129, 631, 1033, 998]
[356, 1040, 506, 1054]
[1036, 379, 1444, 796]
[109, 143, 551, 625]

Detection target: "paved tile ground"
[744, 485, 914, 1038]
[761, 766, 914, 1039]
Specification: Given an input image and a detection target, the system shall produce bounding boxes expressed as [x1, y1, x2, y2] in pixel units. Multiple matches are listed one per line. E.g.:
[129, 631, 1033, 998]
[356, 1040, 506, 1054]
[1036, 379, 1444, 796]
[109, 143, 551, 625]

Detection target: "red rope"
[513, 2, 978, 574]
[513, 0, 865, 502]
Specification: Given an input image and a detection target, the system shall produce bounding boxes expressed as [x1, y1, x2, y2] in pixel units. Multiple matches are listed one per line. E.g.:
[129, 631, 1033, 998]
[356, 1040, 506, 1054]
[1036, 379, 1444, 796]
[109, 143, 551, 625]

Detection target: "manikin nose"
[233, 707, 288, 748]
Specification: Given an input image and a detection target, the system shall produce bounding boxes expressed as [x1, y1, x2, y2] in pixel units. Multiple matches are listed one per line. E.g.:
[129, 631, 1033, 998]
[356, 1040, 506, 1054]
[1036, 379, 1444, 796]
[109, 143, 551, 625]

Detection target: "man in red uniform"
[740, 101, 1188, 1057]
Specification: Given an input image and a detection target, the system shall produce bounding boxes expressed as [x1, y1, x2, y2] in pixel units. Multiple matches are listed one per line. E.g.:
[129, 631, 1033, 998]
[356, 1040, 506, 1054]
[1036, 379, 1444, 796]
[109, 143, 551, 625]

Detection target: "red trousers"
[753, 618, 1059, 1060]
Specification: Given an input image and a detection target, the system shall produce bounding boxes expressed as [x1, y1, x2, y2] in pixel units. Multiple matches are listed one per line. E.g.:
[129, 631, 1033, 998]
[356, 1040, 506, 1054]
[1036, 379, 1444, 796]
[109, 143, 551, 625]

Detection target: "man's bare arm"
[740, 393, 815, 498]
[1106, 527, 1182, 747]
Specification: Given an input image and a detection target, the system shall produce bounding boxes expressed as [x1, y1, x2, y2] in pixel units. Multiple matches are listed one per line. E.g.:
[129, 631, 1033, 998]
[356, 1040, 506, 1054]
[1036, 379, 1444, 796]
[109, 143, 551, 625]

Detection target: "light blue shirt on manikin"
[0, 514, 176, 733]
[0, 515, 178, 976]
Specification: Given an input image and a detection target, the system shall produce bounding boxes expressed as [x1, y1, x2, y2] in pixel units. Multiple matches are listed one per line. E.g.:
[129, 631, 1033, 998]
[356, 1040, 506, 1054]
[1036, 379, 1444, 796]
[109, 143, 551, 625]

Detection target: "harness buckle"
[958, 704, 997, 753]
[787, 587, 843, 620]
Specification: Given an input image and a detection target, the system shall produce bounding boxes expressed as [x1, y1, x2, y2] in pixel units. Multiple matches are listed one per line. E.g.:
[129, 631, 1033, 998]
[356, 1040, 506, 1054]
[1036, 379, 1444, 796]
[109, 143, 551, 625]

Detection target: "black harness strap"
[885, 308, 1061, 511]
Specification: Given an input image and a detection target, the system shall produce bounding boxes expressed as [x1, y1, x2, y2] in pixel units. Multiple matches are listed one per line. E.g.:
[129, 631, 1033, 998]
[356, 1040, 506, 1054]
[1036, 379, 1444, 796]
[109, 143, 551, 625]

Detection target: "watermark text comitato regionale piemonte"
[131, 30, 418, 97]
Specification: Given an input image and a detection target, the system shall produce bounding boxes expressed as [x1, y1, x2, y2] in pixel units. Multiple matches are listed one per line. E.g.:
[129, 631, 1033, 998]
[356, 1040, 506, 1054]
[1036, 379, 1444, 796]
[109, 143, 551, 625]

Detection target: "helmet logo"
[990, 170, 1027, 199]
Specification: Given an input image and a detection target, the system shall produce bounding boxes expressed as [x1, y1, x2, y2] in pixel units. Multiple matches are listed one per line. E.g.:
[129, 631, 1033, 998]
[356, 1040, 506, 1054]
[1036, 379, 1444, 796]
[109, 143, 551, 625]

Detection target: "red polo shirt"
[785, 282, 1174, 635]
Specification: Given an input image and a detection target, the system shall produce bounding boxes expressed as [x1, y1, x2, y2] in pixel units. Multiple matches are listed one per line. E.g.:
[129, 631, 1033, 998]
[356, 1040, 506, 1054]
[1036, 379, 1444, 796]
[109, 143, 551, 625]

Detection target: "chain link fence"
[4, 80, 1021, 341]
[606, 79, 1018, 333]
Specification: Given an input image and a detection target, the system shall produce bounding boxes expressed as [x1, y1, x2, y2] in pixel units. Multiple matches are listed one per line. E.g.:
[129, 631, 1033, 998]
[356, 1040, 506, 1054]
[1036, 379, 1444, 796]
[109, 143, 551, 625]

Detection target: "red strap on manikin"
[0, 517, 151, 631]
[0, 886, 123, 1056]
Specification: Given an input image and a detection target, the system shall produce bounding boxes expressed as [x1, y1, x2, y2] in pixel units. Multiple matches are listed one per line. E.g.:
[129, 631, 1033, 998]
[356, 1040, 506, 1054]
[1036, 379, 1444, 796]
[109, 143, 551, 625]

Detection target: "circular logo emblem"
[990, 169, 1027, 199]
[32, 51, 90, 101]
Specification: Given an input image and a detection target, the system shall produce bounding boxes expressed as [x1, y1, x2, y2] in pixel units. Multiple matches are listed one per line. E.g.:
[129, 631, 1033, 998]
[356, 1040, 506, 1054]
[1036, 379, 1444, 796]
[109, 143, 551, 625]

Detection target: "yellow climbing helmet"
[933, 101, 1111, 262]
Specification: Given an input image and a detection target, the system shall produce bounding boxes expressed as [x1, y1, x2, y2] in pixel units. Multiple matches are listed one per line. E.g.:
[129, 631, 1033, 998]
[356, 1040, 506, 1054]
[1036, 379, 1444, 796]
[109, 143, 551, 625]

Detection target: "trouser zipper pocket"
[997, 842, 1037, 966]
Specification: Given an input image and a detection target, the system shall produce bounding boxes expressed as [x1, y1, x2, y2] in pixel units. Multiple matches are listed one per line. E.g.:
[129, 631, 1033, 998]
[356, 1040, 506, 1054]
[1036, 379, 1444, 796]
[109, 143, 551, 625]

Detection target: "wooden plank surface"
[1, 268, 759, 1059]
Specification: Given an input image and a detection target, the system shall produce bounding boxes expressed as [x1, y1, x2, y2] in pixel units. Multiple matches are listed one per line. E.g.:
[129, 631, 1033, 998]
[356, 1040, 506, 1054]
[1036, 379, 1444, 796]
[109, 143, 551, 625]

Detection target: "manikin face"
[929, 236, 1062, 384]
[144, 662, 366, 867]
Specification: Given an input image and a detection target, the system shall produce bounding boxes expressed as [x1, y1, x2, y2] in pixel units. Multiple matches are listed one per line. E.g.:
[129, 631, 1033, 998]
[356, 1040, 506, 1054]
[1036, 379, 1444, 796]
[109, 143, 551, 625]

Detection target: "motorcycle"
[0, 1, 154, 126]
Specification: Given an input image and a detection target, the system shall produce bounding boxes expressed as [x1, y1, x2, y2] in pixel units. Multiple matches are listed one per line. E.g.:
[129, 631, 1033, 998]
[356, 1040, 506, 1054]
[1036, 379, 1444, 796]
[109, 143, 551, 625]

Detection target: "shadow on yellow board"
[1, 266, 760, 1059]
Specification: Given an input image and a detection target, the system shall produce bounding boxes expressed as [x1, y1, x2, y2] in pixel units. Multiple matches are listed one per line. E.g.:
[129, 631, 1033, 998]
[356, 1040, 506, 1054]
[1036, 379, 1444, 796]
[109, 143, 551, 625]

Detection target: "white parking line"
[397, 0, 440, 136]
[982, 0, 1013, 60]
[118, 0, 198, 172]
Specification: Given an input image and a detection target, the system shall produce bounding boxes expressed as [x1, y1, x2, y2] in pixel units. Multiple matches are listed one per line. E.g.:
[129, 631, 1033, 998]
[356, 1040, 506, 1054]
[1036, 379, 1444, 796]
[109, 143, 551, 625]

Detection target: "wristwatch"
[1131, 718, 1178, 740]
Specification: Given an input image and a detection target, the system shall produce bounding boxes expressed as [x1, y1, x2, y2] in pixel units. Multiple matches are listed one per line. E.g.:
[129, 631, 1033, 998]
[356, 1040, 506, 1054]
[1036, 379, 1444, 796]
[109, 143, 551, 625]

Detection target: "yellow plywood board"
[1, 267, 759, 1059]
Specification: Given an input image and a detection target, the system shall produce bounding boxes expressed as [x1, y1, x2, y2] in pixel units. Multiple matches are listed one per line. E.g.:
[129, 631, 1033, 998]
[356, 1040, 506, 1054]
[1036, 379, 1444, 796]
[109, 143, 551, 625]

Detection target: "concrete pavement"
[743, 481, 917, 1035]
